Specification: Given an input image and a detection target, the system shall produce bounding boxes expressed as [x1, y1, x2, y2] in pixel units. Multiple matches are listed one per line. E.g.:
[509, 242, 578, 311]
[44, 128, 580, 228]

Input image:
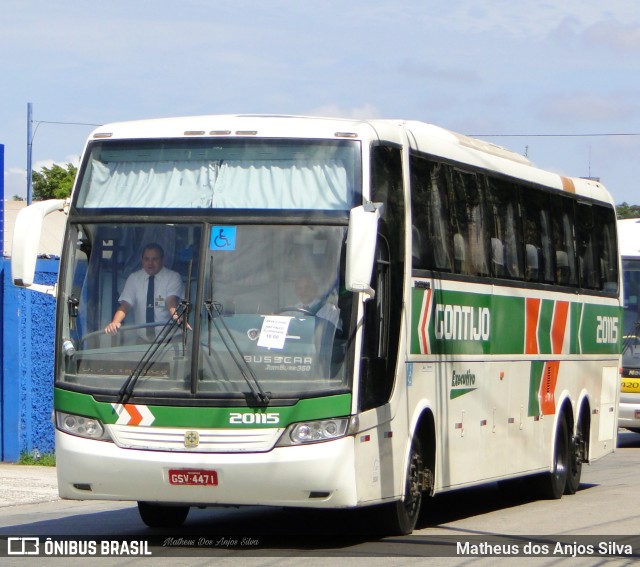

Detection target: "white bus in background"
[12, 115, 622, 535]
[619, 218, 640, 432]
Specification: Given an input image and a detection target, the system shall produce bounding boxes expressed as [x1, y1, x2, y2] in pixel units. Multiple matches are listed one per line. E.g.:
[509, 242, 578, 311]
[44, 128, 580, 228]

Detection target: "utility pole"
[25, 104, 100, 204]
[27, 102, 33, 205]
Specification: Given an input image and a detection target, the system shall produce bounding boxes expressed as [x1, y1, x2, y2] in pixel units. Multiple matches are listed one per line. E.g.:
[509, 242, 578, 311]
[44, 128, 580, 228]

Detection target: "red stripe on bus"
[539, 361, 559, 415]
[551, 301, 569, 354]
[525, 298, 541, 354]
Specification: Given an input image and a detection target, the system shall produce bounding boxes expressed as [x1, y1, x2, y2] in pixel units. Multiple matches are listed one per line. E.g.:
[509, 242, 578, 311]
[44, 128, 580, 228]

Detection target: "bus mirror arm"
[11, 198, 68, 296]
[346, 203, 382, 301]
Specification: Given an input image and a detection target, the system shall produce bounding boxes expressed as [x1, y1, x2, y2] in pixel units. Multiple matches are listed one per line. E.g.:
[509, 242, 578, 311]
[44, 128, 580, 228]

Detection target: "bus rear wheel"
[565, 412, 585, 495]
[137, 502, 190, 528]
[537, 415, 570, 499]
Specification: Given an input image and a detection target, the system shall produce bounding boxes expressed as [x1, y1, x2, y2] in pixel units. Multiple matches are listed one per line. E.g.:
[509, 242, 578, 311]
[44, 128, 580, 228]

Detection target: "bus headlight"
[56, 411, 110, 441]
[276, 418, 350, 446]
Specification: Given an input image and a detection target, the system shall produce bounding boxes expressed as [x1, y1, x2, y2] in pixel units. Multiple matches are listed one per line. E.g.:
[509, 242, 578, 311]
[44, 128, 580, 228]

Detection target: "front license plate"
[168, 469, 218, 486]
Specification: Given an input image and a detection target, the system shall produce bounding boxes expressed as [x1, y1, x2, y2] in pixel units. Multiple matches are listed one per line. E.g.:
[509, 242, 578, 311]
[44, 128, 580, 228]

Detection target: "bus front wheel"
[137, 502, 190, 528]
[380, 438, 424, 535]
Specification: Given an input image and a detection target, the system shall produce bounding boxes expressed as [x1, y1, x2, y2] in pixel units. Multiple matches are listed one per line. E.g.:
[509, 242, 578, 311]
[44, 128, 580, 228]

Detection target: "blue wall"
[1, 258, 58, 461]
[0, 144, 4, 253]
[0, 143, 58, 460]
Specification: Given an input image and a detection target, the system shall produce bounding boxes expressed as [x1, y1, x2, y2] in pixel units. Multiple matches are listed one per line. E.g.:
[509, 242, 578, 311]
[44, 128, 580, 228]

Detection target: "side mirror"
[346, 203, 382, 300]
[11, 199, 67, 296]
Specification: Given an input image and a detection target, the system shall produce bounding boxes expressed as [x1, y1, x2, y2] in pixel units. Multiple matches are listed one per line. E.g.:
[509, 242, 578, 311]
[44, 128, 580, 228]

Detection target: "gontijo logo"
[415, 288, 492, 355]
[435, 304, 490, 341]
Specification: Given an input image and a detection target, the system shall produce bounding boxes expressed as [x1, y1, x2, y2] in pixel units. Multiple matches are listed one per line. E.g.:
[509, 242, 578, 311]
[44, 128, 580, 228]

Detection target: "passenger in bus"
[104, 243, 185, 338]
[556, 251, 571, 285]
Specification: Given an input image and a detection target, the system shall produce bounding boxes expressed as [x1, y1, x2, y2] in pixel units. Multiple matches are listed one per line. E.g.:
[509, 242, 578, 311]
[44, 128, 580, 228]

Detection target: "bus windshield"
[75, 139, 360, 210]
[623, 257, 640, 368]
[59, 222, 354, 402]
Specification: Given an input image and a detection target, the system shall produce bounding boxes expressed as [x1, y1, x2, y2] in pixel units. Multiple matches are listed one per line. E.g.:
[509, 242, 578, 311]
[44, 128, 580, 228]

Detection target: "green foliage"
[617, 202, 640, 219]
[18, 452, 56, 466]
[32, 163, 77, 201]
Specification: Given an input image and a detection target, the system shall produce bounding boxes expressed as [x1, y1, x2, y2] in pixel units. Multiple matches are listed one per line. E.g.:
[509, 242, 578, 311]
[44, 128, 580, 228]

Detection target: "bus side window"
[540, 208, 555, 283]
[551, 196, 578, 287]
[576, 202, 600, 289]
[556, 251, 570, 284]
[487, 177, 523, 280]
[491, 237, 505, 277]
[453, 233, 466, 273]
[602, 233, 618, 291]
[525, 244, 540, 281]
[449, 169, 488, 277]
[595, 205, 619, 292]
[409, 155, 452, 272]
[523, 192, 554, 283]
[469, 203, 489, 276]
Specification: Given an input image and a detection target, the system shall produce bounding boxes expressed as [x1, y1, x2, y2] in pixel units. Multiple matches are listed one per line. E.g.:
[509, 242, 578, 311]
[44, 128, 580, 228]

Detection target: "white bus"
[618, 218, 640, 432]
[13, 115, 622, 535]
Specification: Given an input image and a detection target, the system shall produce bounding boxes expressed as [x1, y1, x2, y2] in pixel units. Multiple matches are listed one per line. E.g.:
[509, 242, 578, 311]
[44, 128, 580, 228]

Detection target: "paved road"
[0, 463, 58, 508]
[1, 431, 639, 565]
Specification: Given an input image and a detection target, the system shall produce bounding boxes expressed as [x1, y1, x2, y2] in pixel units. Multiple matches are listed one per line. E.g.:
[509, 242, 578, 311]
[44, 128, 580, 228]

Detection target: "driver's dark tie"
[146, 275, 155, 338]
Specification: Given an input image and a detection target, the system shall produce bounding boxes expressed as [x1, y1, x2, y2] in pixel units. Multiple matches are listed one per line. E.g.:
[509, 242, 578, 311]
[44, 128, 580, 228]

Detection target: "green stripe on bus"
[450, 388, 476, 400]
[528, 361, 544, 417]
[411, 287, 621, 356]
[537, 300, 554, 354]
[54, 389, 352, 428]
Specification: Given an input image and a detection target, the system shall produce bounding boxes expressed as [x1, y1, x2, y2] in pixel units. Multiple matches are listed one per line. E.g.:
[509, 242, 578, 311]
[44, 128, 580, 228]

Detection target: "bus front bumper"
[56, 430, 358, 508]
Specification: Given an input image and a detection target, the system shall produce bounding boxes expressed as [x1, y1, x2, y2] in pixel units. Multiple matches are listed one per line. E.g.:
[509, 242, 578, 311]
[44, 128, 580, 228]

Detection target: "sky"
[1, 1, 640, 204]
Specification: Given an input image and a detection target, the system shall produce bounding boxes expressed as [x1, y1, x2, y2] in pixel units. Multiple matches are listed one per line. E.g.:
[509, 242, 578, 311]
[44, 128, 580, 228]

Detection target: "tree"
[616, 202, 640, 219]
[32, 163, 77, 201]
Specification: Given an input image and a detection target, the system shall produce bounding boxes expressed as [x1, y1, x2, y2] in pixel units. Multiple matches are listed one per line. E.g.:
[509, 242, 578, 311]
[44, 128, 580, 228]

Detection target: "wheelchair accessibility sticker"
[210, 226, 237, 251]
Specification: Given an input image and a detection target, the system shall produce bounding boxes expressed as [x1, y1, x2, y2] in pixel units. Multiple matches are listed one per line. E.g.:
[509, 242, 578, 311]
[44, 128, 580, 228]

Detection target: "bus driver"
[105, 243, 185, 338]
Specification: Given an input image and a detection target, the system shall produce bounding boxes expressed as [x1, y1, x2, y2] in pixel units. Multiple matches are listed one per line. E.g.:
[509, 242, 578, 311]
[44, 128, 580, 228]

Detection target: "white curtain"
[80, 158, 351, 210]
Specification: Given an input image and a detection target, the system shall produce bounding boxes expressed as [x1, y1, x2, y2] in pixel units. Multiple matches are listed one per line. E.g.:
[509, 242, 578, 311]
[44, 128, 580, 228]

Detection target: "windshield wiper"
[204, 260, 270, 405]
[117, 301, 189, 403]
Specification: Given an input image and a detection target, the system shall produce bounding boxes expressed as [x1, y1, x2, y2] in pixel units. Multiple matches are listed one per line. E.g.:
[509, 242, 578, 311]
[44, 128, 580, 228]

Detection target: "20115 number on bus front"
[596, 316, 619, 344]
[229, 412, 280, 425]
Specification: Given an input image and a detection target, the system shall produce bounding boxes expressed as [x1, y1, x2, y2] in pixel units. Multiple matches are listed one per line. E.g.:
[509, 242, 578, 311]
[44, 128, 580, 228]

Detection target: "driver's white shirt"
[119, 267, 184, 331]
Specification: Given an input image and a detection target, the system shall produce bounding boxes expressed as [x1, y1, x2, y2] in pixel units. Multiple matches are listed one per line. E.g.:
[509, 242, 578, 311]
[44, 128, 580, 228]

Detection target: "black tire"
[380, 438, 424, 535]
[565, 414, 584, 495]
[537, 415, 570, 499]
[137, 502, 190, 528]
